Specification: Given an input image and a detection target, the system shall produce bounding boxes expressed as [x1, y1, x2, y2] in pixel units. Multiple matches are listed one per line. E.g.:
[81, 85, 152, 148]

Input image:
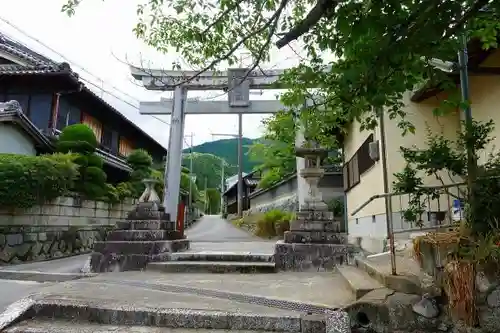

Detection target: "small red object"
[176, 201, 185, 237]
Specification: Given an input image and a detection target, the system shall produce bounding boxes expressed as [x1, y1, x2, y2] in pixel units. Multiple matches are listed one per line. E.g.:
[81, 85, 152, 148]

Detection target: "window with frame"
[28, 94, 52, 131]
[119, 137, 134, 157]
[343, 134, 375, 192]
[82, 113, 102, 142]
[343, 164, 349, 191]
[56, 99, 81, 131]
[100, 127, 113, 152]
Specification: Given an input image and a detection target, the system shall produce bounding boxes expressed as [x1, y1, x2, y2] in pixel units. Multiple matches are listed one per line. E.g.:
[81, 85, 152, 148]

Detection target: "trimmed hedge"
[255, 209, 293, 238]
[0, 153, 78, 210]
[56, 124, 107, 200]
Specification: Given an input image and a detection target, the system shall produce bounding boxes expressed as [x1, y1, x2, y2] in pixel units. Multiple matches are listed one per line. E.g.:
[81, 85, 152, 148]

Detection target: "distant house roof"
[225, 172, 248, 189]
[223, 171, 261, 196]
[0, 100, 53, 151]
[0, 33, 166, 154]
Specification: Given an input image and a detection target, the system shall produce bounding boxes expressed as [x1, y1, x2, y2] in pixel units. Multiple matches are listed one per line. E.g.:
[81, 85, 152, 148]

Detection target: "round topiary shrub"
[87, 154, 104, 168]
[127, 149, 153, 169]
[57, 124, 98, 151]
[56, 124, 108, 200]
[126, 149, 154, 198]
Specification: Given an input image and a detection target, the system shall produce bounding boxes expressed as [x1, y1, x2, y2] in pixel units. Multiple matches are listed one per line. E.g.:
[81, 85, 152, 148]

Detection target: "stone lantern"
[138, 178, 161, 203]
[90, 178, 190, 272]
[274, 129, 351, 272]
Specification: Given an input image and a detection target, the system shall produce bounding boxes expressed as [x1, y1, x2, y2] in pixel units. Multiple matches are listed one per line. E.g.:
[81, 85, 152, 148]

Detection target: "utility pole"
[204, 176, 208, 214]
[220, 159, 225, 215]
[184, 133, 195, 209]
[211, 132, 243, 217]
[237, 114, 243, 218]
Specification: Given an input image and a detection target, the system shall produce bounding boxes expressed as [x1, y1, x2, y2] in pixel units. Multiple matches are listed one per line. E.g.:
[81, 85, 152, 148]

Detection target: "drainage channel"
[81, 279, 339, 315]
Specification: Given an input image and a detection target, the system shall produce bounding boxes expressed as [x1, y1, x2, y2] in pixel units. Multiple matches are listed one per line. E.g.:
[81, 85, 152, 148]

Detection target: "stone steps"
[5, 319, 270, 333]
[355, 256, 422, 295]
[5, 299, 324, 332]
[93, 240, 189, 255]
[147, 260, 277, 273]
[107, 230, 183, 241]
[170, 252, 274, 263]
[337, 265, 384, 300]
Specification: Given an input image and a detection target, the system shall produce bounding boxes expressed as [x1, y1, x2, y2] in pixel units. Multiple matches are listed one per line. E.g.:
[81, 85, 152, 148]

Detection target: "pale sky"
[0, 0, 306, 148]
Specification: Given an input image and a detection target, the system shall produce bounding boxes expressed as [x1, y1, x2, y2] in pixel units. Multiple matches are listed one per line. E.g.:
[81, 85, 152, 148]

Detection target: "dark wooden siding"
[344, 134, 375, 192]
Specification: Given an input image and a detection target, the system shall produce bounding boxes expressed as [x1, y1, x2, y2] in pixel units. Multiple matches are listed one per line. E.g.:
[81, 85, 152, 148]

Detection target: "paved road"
[1, 254, 90, 273]
[0, 215, 271, 315]
[0, 255, 90, 314]
[0, 279, 53, 313]
[186, 214, 260, 242]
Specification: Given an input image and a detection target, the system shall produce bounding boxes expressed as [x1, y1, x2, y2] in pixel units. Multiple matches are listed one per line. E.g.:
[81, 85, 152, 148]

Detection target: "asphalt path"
[186, 214, 260, 242]
[0, 279, 53, 314]
[0, 215, 271, 314]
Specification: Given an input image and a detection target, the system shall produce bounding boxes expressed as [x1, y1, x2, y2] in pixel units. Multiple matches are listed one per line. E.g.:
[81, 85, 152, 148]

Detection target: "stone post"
[89, 178, 190, 272]
[139, 178, 161, 203]
[274, 119, 351, 271]
[295, 123, 310, 211]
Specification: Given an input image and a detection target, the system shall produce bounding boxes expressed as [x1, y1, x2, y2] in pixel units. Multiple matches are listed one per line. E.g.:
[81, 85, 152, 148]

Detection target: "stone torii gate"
[129, 67, 312, 221]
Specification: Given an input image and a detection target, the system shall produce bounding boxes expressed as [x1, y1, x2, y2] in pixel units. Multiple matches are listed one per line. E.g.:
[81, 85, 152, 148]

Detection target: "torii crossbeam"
[130, 66, 310, 222]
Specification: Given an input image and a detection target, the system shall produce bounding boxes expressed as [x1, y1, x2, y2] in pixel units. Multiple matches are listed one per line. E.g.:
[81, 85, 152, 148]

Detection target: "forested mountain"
[183, 138, 258, 174]
[181, 152, 237, 190]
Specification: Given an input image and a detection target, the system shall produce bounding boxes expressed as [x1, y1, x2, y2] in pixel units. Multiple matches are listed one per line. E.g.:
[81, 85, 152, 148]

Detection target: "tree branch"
[275, 0, 339, 49]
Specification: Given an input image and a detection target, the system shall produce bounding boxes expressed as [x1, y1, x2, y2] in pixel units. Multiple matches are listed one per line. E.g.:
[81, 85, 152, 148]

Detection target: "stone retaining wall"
[0, 196, 137, 226]
[247, 173, 343, 214]
[247, 193, 298, 214]
[0, 224, 114, 265]
[0, 196, 136, 265]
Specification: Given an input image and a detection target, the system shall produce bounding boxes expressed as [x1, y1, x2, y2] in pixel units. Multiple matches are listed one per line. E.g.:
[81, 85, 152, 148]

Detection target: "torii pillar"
[130, 66, 316, 222]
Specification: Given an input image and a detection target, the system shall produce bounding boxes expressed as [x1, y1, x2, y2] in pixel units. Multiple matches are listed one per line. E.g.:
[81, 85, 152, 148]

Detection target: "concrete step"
[107, 230, 183, 241]
[7, 299, 316, 332]
[170, 251, 274, 263]
[147, 261, 277, 273]
[5, 319, 269, 333]
[337, 265, 384, 300]
[93, 239, 189, 255]
[355, 256, 422, 295]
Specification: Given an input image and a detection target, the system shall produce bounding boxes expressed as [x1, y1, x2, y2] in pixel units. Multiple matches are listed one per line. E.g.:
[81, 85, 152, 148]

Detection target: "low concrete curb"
[0, 298, 35, 331]
[83, 279, 339, 315]
[20, 298, 325, 332]
[354, 258, 422, 295]
[0, 270, 97, 282]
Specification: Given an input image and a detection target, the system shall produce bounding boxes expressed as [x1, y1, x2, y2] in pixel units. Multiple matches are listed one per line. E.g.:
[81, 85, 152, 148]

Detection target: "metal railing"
[352, 182, 467, 230]
[351, 181, 468, 274]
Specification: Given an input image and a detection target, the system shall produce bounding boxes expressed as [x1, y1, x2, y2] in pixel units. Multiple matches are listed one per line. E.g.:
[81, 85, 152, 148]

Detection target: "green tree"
[62, 1, 499, 132]
[205, 188, 221, 214]
[56, 124, 107, 199]
[249, 109, 341, 188]
[249, 111, 296, 188]
[182, 152, 235, 190]
[183, 138, 258, 173]
[64, 0, 500, 226]
[127, 149, 154, 198]
[153, 162, 200, 203]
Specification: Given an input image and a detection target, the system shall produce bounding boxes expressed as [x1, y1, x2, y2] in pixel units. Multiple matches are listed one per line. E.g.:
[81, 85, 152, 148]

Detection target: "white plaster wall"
[0, 124, 36, 155]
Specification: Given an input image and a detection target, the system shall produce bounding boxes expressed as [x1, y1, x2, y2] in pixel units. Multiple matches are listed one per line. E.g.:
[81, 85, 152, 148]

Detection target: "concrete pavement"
[186, 214, 261, 242]
[0, 280, 53, 314]
[0, 215, 271, 313]
[0, 215, 352, 326]
[0, 254, 90, 274]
